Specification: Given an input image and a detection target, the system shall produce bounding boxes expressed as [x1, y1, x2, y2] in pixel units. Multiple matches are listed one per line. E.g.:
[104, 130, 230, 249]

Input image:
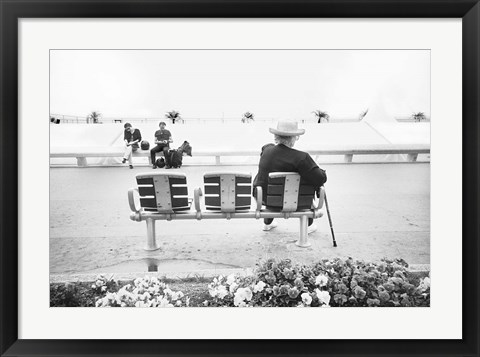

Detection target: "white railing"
[49, 114, 371, 125]
[50, 144, 430, 167]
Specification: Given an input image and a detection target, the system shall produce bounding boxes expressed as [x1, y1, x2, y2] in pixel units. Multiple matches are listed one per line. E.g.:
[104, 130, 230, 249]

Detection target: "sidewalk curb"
[50, 264, 430, 283]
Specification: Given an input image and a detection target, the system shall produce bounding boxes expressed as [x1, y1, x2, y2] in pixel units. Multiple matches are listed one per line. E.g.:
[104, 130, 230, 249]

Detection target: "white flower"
[233, 294, 247, 307]
[202, 300, 209, 306]
[226, 274, 236, 286]
[176, 300, 182, 307]
[135, 300, 146, 307]
[101, 286, 107, 292]
[253, 281, 266, 293]
[217, 285, 229, 299]
[315, 289, 331, 306]
[301, 292, 312, 305]
[208, 284, 228, 299]
[158, 297, 174, 308]
[242, 287, 253, 301]
[233, 287, 253, 306]
[229, 282, 239, 293]
[423, 277, 431, 288]
[91, 284, 96, 289]
[185, 297, 190, 307]
[315, 274, 329, 287]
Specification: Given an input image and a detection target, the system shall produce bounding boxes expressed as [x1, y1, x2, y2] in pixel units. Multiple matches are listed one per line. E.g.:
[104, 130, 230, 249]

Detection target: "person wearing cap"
[253, 120, 327, 233]
[150, 121, 173, 169]
[122, 123, 142, 169]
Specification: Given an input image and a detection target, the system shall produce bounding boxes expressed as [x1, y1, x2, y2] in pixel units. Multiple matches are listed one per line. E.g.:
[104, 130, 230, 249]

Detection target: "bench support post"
[215, 156, 221, 165]
[295, 216, 311, 248]
[76, 157, 87, 167]
[144, 218, 159, 251]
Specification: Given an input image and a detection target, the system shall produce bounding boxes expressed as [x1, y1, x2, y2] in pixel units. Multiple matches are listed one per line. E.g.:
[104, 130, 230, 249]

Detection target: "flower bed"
[50, 258, 430, 307]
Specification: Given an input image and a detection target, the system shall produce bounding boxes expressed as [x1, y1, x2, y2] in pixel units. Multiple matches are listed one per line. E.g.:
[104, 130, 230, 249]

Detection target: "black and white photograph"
[48, 49, 431, 308]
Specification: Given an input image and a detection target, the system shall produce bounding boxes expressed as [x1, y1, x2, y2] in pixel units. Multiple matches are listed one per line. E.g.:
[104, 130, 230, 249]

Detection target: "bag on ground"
[168, 149, 183, 168]
[155, 157, 166, 168]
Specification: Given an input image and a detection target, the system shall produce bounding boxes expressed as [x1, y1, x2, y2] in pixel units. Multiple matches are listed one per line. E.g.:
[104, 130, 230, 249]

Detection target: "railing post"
[76, 157, 87, 167]
[344, 154, 353, 163]
[407, 153, 418, 162]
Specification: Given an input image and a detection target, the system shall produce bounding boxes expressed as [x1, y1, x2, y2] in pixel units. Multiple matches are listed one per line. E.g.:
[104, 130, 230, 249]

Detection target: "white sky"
[50, 50, 430, 120]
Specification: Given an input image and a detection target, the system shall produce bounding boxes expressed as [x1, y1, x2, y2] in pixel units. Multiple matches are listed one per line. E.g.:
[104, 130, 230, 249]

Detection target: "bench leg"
[295, 216, 311, 248]
[215, 156, 221, 165]
[144, 218, 160, 251]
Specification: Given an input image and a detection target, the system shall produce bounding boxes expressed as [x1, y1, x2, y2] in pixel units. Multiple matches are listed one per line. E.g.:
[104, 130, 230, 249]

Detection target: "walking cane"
[324, 191, 337, 247]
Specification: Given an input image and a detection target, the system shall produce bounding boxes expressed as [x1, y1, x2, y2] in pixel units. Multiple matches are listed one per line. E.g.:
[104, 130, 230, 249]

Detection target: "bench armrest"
[128, 188, 140, 213]
[312, 186, 325, 210]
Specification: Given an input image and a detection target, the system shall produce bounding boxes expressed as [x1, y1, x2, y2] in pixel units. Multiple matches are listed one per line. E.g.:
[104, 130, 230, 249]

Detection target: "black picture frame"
[1, 1, 478, 356]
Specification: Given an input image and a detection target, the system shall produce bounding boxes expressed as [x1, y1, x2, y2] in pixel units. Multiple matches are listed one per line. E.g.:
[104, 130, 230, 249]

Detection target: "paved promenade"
[50, 163, 430, 280]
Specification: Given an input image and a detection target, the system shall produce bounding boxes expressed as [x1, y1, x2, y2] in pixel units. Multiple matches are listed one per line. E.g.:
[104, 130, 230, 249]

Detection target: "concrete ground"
[49, 163, 430, 281]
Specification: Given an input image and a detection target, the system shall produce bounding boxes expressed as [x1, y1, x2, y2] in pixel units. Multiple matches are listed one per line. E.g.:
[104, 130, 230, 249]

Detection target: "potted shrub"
[312, 110, 330, 123]
[87, 111, 101, 124]
[165, 110, 181, 124]
[412, 112, 427, 122]
[241, 111, 255, 123]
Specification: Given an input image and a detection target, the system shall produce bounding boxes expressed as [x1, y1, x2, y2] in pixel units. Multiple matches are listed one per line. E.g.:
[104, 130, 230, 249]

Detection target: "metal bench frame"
[128, 172, 325, 250]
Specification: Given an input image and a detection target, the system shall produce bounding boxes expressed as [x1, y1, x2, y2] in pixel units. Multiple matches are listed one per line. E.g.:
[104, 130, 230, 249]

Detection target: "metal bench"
[128, 172, 325, 251]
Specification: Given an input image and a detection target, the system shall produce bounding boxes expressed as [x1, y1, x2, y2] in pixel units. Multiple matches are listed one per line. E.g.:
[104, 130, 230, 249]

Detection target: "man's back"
[253, 143, 327, 198]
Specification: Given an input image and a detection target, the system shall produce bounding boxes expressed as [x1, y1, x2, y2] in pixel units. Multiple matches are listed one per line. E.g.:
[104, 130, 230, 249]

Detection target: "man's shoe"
[152, 165, 157, 169]
[307, 223, 318, 235]
[122, 158, 127, 164]
[129, 165, 134, 169]
[262, 222, 278, 231]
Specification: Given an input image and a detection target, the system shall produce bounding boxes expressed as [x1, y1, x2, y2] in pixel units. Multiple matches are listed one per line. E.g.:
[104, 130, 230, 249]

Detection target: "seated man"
[150, 121, 173, 169]
[122, 122, 142, 169]
[253, 120, 327, 233]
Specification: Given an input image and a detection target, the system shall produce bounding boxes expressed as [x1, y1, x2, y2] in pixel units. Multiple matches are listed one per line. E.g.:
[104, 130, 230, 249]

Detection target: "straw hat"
[269, 121, 305, 136]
